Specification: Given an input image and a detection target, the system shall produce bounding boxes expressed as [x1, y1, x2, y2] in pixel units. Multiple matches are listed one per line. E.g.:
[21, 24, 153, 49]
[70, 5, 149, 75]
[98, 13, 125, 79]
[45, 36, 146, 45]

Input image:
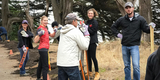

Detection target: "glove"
[149, 22, 156, 28]
[54, 28, 57, 33]
[38, 29, 45, 36]
[22, 45, 27, 52]
[20, 30, 29, 37]
[117, 33, 122, 39]
[83, 25, 90, 36]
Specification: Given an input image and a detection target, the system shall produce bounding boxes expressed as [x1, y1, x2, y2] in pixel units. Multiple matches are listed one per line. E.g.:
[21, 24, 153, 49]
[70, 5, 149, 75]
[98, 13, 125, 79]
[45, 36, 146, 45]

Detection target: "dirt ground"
[0, 40, 158, 80]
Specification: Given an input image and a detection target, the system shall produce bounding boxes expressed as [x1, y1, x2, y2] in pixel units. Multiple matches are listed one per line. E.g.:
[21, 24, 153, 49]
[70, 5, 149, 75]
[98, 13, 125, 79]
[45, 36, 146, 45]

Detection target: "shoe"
[85, 71, 93, 78]
[36, 78, 42, 80]
[25, 70, 29, 73]
[20, 73, 29, 76]
[94, 72, 100, 80]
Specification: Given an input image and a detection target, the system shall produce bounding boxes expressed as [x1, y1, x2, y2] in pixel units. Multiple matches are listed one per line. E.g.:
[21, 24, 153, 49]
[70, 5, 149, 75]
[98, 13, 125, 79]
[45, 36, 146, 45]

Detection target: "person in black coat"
[145, 46, 160, 80]
[17, 20, 33, 76]
[86, 8, 100, 80]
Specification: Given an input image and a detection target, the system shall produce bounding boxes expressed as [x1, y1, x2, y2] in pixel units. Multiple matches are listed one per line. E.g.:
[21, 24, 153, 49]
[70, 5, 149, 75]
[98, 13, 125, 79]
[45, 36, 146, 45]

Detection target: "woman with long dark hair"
[17, 20, 33, 76]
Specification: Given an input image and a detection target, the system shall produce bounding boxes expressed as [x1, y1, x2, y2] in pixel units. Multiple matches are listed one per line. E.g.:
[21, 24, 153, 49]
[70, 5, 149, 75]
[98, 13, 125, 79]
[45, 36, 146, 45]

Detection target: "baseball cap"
[22, 20, 28, 24]
[65, 13, 81, 21]
[125, 2, 133, 8]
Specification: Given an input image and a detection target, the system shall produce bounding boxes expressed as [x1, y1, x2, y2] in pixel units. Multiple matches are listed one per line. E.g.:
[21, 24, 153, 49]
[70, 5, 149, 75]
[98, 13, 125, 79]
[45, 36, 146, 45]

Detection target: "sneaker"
[20, 73, 29, 76]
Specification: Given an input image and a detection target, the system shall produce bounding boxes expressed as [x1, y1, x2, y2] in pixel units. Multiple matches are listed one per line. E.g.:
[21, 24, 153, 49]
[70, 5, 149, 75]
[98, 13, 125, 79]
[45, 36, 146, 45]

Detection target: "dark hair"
[52, 21, 58, 27]
[87, 8, 99, 17]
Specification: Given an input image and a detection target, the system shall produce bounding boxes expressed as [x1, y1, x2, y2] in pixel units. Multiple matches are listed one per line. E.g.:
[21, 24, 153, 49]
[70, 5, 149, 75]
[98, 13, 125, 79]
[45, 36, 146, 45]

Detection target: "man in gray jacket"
[111, 2, 155, 80]
[57, 13, 90, 80]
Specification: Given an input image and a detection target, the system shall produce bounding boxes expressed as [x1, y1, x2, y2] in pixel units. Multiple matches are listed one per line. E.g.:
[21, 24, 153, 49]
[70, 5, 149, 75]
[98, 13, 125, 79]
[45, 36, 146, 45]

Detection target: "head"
[40, 15, 48, 27]
[65, 13, 80, 27]
[52, 21, 58, 28]
[87, 8, 99, 20]
[20, 20, 29, 30]
[124, 2, 134, 16]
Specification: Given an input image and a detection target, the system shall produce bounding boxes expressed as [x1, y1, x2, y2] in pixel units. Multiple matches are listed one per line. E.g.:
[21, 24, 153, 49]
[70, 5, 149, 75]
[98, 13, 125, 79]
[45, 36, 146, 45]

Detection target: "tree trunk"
[2, 0, 9, 31]
[139, 0, 152, 42]
[51, 0, 73, 25]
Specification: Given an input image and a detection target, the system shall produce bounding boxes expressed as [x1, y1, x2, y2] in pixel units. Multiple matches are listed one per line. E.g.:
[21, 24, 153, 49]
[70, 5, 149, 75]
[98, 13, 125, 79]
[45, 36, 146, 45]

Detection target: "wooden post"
[150, 25, 154, 53]
[85, 50, 90, 80]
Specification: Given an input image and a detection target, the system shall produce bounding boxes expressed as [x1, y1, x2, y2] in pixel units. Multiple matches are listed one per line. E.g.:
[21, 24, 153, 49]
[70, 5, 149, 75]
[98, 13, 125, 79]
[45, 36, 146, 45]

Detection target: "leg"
[122, 45, 131, 80]
[0, 33, 3, 41]
[66, 66, 81, 80]
[24, 50, 29, 69]
[4, 33, 8, 40]
[130, 46, 140, 80]
[58, 67, 68, 80]
[41, 50, 48, 80]
[87, 44, 92, 72]
[18, 48, 26, 74]
[90, 43, 99, 72]
[37, 51, 42, 79]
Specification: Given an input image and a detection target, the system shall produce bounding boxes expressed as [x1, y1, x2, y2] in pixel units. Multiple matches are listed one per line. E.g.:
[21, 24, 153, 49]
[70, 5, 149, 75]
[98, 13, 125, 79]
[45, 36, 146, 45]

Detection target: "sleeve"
[111, 17, 122, 36]
[18, 30, 24, 48]
[88, 20, 98, 35]
[75, 29, 90, 50]
[27, 31, 33, 38]
[140, 16, 150, 33]
[145, 56, 154, 80]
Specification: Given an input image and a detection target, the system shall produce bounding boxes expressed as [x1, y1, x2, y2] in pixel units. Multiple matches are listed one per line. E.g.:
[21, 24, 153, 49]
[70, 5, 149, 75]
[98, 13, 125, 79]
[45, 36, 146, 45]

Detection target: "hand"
[20, 30, 29, 37]
[83, 25, 90, 36]
[22, 45, 27, 52]
[54, 28, 57, 33]
[38, 29, 45, 36]
[117, 33, 123, 39]
[149, 22, 156, 28]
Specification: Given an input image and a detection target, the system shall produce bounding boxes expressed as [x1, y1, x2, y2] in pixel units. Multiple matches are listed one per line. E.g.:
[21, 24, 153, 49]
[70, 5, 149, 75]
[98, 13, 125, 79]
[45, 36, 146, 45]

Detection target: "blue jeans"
[0, 32, 8, 40]
[58, 66, 81, 80]
[18, 48, 29, 74]
[122, 45, 140, 80]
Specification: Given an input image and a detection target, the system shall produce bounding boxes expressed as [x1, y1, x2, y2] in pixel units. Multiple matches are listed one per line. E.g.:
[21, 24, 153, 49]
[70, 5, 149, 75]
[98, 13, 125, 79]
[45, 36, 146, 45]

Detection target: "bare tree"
[51, 0, 73, 25]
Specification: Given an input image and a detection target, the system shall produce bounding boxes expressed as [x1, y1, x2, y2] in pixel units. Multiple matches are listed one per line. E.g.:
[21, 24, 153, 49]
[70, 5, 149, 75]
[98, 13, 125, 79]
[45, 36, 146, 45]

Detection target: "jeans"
[58, 66, 81, 80]
[0, 32, 8, 40]
[122, 45, 140, 80]
[18, 48, 29, 74]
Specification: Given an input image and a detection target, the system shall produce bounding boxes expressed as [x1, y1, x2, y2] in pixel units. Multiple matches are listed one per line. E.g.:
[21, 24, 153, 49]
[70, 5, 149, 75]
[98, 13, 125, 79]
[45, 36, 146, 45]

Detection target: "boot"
[85, 71, 93, 78]
[94, 72, 100, 80]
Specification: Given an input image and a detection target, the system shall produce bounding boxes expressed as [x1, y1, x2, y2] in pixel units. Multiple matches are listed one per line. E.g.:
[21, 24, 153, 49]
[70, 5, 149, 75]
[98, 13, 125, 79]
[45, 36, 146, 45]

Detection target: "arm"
[27, 31, 33, 38]
[34, 35, 40, 43]
[140, 16, 150, 33]
[18, 30, 24, 47]
[111, 18, 122, 36]
[88, 20, 98, 35]
[34, 28, 43, 43]
[49, 32, 56, 37]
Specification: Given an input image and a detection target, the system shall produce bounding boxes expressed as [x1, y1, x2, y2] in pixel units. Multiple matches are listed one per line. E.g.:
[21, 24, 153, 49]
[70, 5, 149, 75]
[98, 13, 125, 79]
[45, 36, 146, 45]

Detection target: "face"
[87, 11, 94, 19]
[72, 20, 78, 27]
[41, 17, 48, 27]
[125, 6, 134, 15]
[22, 23, 28, 29]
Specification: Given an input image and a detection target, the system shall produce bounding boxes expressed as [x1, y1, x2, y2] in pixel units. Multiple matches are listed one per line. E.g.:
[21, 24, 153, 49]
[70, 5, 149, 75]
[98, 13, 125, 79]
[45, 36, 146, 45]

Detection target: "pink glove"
[117, 33, 122, 39]
[83, 25, 90, 36]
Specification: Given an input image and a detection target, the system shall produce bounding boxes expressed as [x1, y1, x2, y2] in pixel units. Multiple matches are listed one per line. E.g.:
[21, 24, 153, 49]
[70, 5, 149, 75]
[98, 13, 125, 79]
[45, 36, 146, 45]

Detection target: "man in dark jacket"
[145, 46, 160, 80]
[0, 26, 9, 41]
[111, 2, 155, 80]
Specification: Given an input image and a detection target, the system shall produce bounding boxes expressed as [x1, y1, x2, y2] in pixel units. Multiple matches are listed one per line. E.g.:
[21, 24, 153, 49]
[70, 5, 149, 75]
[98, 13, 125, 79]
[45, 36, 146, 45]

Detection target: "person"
[51, 21, 62, 41]
[0, 26, 9, 42]
[34, 16, 56, 80]
[111, 2, 155, 80]
[85, 8, 100, 80]
[57, 13, 90, 80]
[145, 46, 160, 80]
[17, 20, 33, 76]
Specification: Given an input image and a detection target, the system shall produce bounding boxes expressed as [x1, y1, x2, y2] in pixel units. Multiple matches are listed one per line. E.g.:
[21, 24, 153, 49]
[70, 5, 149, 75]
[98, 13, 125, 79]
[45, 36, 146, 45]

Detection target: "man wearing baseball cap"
[57, 13, 90, 80]
[111, 2, 156, 80]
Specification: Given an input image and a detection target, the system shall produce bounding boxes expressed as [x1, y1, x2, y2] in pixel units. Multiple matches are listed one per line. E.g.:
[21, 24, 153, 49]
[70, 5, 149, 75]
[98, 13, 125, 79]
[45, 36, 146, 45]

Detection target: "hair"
[87, 8, 99, 18]
[19, 23, 31, 31]
[40, 15, 48, 25]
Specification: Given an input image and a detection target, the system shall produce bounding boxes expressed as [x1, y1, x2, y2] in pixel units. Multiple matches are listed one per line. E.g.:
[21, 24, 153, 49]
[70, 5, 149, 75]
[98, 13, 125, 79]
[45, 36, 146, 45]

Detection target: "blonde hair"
[40, 15, 48, 25]
[87, 8, 99, 17]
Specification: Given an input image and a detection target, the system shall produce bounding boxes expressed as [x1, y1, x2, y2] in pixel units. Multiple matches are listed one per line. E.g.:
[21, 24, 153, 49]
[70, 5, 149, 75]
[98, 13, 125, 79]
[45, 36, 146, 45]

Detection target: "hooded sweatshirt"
[57, 24, 90, 67]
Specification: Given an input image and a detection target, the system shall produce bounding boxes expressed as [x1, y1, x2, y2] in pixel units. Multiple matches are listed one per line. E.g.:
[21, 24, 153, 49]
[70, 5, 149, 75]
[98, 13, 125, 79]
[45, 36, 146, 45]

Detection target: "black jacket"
[145, 47, 160, 80]
[86, 19, 98, 44]
[17, 28, 33, 49]
[111, 13, 150, 46]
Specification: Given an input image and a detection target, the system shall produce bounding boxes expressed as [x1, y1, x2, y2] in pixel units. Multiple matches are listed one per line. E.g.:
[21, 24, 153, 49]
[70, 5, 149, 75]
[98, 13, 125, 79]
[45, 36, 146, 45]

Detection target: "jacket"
[145, 47, 160, 80]
[17, 28, 33, 49]
[57, 24, 90, 67]
[0, 27, 7, 33]
[86, 19, 98, 44]
[111, 13, 150, 46]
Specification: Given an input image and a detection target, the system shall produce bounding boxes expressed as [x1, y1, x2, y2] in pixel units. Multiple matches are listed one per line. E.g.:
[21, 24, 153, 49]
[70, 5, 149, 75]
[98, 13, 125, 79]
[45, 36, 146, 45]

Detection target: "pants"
[122, 45, 140, 80]
[37, 48, 48, 80]
[0, 32, 8, 40]
[18, 48, 29, 74]
[58, 66, 81, 80]
[87, 43, 99, 72]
